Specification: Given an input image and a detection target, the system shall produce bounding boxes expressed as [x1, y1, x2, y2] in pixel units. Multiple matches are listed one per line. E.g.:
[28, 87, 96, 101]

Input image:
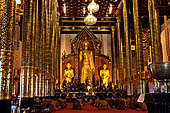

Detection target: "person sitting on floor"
[98, 100, 109, 110]
[72, 99, 83, 110]
[94, 97, 100, 107]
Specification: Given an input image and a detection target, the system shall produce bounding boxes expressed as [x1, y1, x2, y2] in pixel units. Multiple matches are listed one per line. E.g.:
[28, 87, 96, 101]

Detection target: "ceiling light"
[109, 4, 112, 14]
[84, 13, 97, 25]
[106, 12, 108, 17]
[87, 0, 99, 13]
[83, 6, 86, 15]
[63, 3, 66, 15]
[84, 0, 99, 25]
[16, 0, 21, 4]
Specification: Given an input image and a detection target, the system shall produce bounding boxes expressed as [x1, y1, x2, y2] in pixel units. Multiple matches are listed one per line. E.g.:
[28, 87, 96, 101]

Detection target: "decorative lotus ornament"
[87, 0, 99, 13]
[84, 13, 97, 25]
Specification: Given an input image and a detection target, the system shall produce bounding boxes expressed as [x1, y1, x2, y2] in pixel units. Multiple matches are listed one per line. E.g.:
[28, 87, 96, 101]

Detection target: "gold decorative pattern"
[0, 0, 15, 99]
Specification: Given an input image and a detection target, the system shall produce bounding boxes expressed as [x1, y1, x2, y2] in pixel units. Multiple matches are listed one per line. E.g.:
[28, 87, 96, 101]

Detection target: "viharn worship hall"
[0, 0, 170, 113]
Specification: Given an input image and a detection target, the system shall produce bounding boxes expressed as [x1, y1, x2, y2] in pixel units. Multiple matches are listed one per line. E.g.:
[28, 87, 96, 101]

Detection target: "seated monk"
[94, 98, 100, 107]
[50, 101, 62, 111]
[105, 98, 113, 107]
[50, 99, 67, 111]
[72, 99, 82, 110]
[119, 99, 128, 110]
[57, 98, 67, 108]
[98, 100, 109, 110]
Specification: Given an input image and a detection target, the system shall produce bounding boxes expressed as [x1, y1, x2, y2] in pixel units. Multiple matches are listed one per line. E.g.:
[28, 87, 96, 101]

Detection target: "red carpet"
[52, 103, 147, 113]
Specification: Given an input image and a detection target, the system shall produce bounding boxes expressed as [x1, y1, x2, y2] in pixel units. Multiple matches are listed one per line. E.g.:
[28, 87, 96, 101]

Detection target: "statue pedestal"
[145, 93, 170, 113]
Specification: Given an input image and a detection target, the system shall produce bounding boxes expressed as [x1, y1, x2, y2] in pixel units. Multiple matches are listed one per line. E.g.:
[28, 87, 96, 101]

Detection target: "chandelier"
[87, 0, 99, 13]
[84, 13, 97, 25]
[84, 0, 99, 25]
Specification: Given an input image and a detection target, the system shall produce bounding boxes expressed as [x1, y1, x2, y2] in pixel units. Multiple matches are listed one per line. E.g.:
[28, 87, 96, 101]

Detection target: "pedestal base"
[0, 99, 11, 113]
[145, 93, 170, 113]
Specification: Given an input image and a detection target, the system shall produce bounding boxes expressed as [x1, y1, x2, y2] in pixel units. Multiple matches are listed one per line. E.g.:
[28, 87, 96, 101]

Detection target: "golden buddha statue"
[100, 64, 110, 87]
[64, 63, 74, 84]
[79, 38, 95, 84]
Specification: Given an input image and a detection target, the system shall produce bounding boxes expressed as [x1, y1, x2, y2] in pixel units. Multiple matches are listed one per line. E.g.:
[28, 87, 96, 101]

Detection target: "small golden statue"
[79, 38, 95, 84]
[100, 64, 109, 87]
[64, 63, 74, 84]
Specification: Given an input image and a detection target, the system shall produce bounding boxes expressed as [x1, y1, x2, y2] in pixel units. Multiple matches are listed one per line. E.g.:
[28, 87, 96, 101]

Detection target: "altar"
[61, 27, 112, 87]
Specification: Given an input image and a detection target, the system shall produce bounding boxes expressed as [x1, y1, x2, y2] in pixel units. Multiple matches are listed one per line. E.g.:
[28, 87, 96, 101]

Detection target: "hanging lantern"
[84, 13, 97, 25]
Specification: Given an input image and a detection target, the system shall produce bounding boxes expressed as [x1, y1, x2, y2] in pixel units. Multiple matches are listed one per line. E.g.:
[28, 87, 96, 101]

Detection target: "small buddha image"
[64, 63, 74, 84]
[100, 64, 110, 87]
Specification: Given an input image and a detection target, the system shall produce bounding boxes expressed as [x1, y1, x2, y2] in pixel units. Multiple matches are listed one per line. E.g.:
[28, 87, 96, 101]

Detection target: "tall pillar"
[56, 26, 61, 88]
[44, 0, 52, 97]
[21, 0, 33, 98]
[148, 0, 163, 63]
[123, 0, 132, 95]
[35, 0, 40, 97]
[0, 0, 15, 112]
[51, 0, 59, 96]
[54, 20, 60, 89]
[41, 0, 46, 97]
[148, 0, 155, 63]
[132, 0, 144, 93]
[44, 0, 59, 96]
[116, 17, 124, 88]
[36, 0, 45, 97]
[152, 0, 162, 62]
[21, 0, 35, 111]
[164, 16, 169, 56]
[31, 0, 37, 98]
[111, 26, 117, 86]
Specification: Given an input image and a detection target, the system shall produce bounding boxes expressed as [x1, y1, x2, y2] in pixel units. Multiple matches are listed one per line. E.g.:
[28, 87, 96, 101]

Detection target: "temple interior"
[0, 0, 170, 113]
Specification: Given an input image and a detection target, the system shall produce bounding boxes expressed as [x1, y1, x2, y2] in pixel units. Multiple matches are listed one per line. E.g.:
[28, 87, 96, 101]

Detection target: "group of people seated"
[31, 89, 147, 112]
[33, 97, 67, 112]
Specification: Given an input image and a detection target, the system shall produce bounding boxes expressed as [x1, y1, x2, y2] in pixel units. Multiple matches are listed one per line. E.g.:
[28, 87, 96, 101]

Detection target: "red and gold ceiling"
[58, 0, 122, 17]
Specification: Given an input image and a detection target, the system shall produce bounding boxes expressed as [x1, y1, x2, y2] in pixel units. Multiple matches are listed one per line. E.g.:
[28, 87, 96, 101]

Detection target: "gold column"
[43, 0, 58, 96]
[44, 0, 51, 97]
[0, 0, 15, 100]
[31, 0, 37, 97]
[55, 20, 60, 86]
[116, 17, 124, 88]
[21, 0, 34, 98]
[111, 26, 117, 86]
[132, 0, 144, 93]
[148, 0, 155, 63]
[56, 26, 61, 87]
[123, 0, 132, 95]
[37, 0, 44, 97]
[148, 0, 163, 63]
[41, 0, 46, 96]
[164, 16, 169, 56]
[152, 0, 162, 62]
[34, 0, 41, 97]
[51, 0, 58, 95]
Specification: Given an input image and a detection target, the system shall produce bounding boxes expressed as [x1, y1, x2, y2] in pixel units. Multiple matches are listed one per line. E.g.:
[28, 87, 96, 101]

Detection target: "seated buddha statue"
[79, 38, 95, 85]
[64, 63, 74, 85]
[100, 64, 110, 87]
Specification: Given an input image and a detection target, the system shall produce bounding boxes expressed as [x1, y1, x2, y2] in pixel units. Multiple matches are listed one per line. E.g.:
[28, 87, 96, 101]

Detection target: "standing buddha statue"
[79, 38, 95, 84]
